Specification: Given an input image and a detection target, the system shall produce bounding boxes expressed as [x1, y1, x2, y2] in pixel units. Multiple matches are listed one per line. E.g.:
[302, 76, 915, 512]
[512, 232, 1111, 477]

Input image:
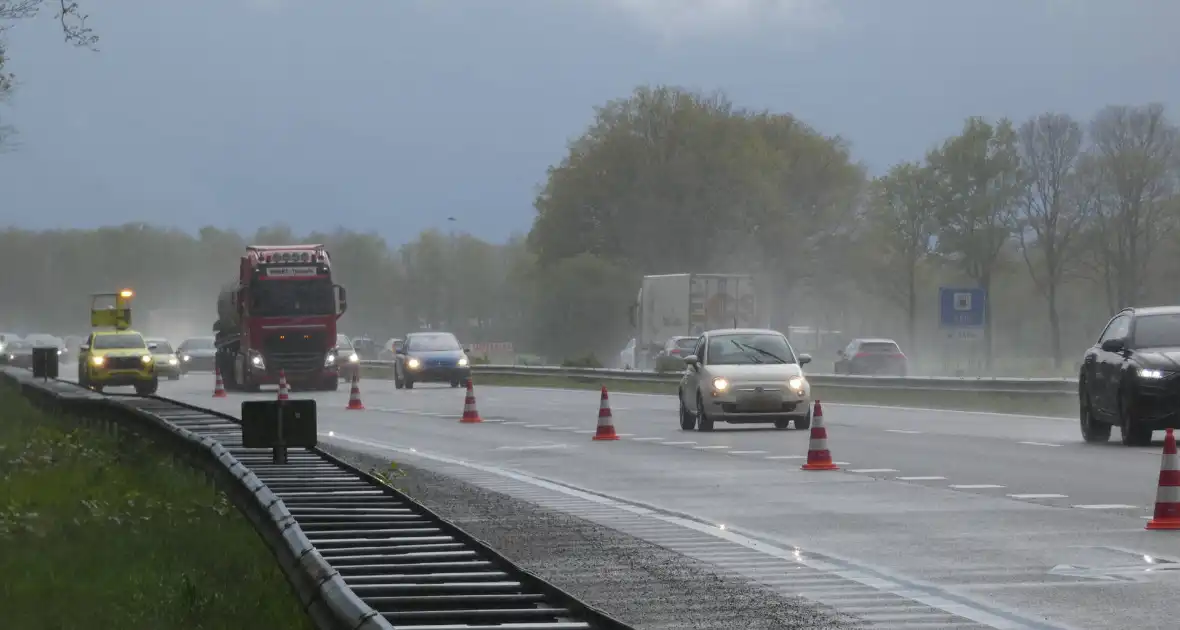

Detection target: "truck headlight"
[250, 352, 265, 368]
[712, 377, 729, 392]
[91, 356, 105, 366]
[141, 355, 153, 364]
[458, 356, 469, 367]
[407, 357, 421, 370]
[324, 353, 337, 367]
[788, 376, 806, 393]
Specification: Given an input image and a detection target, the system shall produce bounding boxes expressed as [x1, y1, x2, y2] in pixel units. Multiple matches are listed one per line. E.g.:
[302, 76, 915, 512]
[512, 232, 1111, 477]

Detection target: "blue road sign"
[939, 287, 986, 327]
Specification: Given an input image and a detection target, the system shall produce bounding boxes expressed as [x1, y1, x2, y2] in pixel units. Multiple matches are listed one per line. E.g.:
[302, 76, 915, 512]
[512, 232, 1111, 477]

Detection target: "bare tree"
[1015, 113, 1088, 367]
[1088, 104, 1180, 308]
[0, 1, 97, 47]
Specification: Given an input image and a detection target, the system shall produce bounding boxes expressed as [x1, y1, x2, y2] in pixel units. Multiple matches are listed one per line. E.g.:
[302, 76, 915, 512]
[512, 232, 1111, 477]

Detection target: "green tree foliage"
[3, 84, 1180, 374]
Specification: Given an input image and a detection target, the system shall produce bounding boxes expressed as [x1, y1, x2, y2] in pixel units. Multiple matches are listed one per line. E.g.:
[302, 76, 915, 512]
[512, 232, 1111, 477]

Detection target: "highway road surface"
[140, 375, 1180, 629]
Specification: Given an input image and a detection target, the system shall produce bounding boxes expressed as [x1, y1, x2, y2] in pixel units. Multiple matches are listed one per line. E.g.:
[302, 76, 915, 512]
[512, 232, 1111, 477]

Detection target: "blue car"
[394, 332, 471, 389]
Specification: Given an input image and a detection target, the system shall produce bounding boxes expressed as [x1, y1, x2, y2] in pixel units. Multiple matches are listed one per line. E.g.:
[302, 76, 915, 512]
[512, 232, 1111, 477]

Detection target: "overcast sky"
[1, 0, 1178, 244]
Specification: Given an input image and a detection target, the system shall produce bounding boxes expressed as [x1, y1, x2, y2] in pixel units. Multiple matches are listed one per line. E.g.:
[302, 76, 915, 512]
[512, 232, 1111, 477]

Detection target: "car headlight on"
[788, 376, 806, 392]
[1140, 368, 1166, 379]
[141, 354, 153, 364]
[407, 357, 421, 370]
[56, 349, 62, 355]
[349, 353, 360, 363]
[712, 377, 729, 392]
[182, 354, 191, 362]
[91, 356, 105, 366]
[458, 356, 469, 367]
[168, 357, 178, 365]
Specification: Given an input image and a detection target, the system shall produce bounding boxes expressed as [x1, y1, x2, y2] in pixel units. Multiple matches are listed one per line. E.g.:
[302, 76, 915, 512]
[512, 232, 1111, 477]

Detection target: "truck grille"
[107, 356, 143, 370]
[263, 352, 323, 374]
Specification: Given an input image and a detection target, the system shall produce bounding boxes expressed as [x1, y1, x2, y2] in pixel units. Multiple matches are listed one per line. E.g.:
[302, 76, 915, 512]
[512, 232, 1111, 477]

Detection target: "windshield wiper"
[733, 341, 788, 364]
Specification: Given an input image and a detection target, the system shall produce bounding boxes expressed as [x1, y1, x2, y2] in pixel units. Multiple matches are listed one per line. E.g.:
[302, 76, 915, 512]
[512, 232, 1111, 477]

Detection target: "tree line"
[2, 85, 1178, 374]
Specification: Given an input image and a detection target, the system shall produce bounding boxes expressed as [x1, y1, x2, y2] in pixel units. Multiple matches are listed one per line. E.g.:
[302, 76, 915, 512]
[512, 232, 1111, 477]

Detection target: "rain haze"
[9, 4, 1180, 630]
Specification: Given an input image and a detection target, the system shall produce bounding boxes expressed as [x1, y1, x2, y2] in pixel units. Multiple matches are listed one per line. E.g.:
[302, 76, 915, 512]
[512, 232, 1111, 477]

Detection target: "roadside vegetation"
[0, 386, 313, 630]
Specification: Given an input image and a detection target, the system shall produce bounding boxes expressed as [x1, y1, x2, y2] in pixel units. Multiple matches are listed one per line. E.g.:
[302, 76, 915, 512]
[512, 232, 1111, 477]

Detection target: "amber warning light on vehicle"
[119, 289, 134, 299]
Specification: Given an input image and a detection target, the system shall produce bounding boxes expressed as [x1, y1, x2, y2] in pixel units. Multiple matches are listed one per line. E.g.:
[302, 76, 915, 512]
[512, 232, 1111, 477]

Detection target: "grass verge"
[0, 386, 313, 630]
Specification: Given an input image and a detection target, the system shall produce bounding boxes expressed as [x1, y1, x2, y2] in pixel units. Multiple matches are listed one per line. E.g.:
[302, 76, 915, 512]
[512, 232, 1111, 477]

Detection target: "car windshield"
[707, 333, 796, 365]
[336, 334, 351, 347]
[93, 334, 147, 350]
[1134, 314, 1180, 348]
[250, 278, 335, 317]
[149, 341, 174, 353]
[674, 338, 697, 351]
[184, 338, 215, 350]
[407, 334, 461, 352]
[859, 341, 900, 353]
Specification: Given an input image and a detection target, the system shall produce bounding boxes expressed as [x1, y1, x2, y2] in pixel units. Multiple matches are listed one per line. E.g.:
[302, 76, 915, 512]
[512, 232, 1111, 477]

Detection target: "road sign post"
[939, 287, 987, 373]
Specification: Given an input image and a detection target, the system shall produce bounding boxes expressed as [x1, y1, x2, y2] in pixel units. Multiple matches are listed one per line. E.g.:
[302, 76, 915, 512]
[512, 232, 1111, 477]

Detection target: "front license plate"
[740, 395, 781, 412]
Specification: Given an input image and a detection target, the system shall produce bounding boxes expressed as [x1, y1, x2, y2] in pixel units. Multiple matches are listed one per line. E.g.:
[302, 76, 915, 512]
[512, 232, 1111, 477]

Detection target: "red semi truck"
[213, 244, 348, 392]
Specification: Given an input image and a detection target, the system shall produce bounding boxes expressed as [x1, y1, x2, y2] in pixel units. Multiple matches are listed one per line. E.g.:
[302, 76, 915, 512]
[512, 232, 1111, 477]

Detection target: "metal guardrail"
[0, 367, 636, 630]
[358, 360, 1080, 395]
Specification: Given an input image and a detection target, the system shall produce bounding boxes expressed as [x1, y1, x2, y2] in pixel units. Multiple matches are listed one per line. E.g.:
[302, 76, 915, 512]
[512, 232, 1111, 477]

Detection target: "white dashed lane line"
[663, 441, 697, 446]
[848, 468, 899, 474]
[765, 455, 804, 460]
[630, 437, 664, 442]
[949, 484, 1006, 489]
[885, 429, 923, 434]
[1017, 441, 1063, 447]
[693, 445, 731, 450]
[897, 476, 947, 481]
[728, 450, 768, 455]
[1073, 504, 1138, 509]
[1007, 493, 1068, 499]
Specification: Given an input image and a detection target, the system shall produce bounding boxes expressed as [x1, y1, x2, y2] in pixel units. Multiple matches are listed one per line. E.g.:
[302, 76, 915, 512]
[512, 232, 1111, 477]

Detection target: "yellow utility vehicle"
[77, 289, 159, 394]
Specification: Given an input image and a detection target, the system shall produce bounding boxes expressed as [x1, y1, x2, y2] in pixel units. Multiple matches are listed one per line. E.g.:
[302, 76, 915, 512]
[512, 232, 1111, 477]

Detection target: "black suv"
[1079, 306, 1180, 446]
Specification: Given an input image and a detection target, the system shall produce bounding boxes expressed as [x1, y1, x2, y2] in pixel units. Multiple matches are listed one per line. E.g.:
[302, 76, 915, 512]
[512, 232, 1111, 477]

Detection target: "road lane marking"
[524, 424, 553, 428]
[885, 429, 923, 434]
[765, 455, 804, 460]
[833, 462, 851, 465]
[545, 426, 577, 431]
[693, 445, 731, 450]
[897, 476, 947, 481]
[729, 450, 768, 455]
[318, 432, 1057, 630]
[502, 421, 525, 425]
[1007, 494, 1068, 499]
[574, 430, 596, 434]
[848, 469, 899, 474]
[949, 484, 1005, 489]
[1072, 504, 1137, 510]
[663, 441, 697, 445]
[1017, 441, 1062, 447]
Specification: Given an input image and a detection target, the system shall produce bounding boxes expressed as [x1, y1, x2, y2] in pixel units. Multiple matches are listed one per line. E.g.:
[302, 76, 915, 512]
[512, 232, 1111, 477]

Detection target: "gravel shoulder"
[324, 445, 860, 630]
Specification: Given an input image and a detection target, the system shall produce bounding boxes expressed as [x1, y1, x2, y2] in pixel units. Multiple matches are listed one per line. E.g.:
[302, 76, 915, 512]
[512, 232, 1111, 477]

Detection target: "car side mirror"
[798, 353, 812, 365]
[1100, 338, 1126, 353]
[80, 344, 90, 352]
[684, 355, 699, 368]
[463, 346, 471, 354]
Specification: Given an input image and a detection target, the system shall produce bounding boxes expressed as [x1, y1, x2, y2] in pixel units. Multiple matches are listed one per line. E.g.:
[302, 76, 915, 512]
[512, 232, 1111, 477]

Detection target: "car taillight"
[670, 349, 681, 355]
[854, 352, 869, 358]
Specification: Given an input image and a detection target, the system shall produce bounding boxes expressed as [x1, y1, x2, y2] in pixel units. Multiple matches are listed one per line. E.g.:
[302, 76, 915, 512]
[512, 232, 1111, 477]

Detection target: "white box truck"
[628, 273, 759, 370]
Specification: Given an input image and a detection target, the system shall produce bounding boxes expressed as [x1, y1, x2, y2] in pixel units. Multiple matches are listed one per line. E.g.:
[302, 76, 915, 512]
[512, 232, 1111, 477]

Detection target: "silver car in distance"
[678, 328, 812, 432]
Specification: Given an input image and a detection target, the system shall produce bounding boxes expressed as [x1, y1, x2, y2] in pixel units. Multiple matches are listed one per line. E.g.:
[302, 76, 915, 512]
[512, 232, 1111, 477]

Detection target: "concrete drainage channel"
[2, 368, 635, 630]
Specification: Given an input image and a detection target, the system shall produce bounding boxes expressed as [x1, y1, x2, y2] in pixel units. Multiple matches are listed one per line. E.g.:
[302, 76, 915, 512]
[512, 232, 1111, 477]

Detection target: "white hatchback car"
[678, 328, 813, 431]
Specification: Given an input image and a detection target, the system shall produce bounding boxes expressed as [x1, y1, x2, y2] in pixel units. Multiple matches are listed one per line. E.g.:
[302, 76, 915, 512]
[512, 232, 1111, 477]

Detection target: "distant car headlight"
[141, 354, 153, 364]
[91, 356, 105, 366]
[182, 354, 191, 362]
[712, 377, 729, 392]
[348, 353, 360, 363]
[788, 376, 806, 393]
[458, 356, 469, 367]
[56, 349, 62, 355]
[407, 357, 421, 370]
[1140, 368, 1166, 379]
[168, 357, 179, 365]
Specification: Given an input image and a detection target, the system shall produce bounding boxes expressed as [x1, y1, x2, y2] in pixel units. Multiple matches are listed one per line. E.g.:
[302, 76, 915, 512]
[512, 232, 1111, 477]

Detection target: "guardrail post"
[273, 401, 288, 465]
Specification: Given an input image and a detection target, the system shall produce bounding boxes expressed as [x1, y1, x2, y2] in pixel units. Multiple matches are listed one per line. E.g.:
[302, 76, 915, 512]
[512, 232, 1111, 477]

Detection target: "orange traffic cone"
[592, 386, 619, 441]
[212, 367, 227, 398]
[459, 379, 481, 423]
[346, 372, 365, 410]
[1147, 428, 1180, 530]
[801, 400, 839, 471]
[277, 370, 290, 401]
